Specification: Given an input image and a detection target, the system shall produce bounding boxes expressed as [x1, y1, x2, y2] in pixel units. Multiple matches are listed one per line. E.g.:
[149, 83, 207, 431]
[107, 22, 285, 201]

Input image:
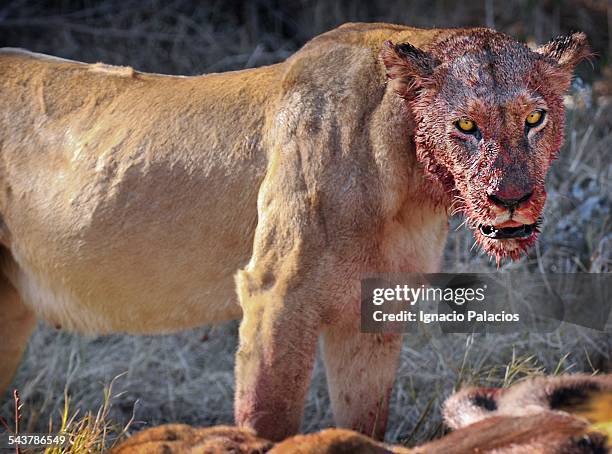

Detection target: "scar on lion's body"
[89, 63, 136, 78]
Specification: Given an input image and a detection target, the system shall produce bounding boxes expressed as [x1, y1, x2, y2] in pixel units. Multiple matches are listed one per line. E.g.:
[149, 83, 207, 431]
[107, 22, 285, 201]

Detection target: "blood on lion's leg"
[233, 145, 329, 441]
[234, 262, 323, 442]
[321, 323, 403, 440]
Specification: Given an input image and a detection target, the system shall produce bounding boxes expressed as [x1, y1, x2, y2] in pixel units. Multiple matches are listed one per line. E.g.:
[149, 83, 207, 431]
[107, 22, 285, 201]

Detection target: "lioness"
[0, 23, 589, 441]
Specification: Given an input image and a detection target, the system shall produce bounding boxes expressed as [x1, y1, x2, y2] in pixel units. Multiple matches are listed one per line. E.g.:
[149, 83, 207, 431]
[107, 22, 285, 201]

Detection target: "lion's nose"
[487, 191, 533, 210]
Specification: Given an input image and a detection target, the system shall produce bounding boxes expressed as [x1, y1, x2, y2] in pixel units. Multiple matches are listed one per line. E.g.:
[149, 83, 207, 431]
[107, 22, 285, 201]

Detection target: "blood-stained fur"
[380, 29, 590, 262]
[0, 23, 588, 440]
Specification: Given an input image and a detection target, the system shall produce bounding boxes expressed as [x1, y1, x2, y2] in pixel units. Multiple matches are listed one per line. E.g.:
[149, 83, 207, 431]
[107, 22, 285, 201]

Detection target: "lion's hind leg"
[0, 270, 36, 397]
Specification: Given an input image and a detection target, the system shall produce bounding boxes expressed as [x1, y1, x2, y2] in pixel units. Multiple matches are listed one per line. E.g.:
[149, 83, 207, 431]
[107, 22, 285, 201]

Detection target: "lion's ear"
[380, 40, 439, 96]
[535, 32, 592, 71]
[535, 32, 591, 92]
[442, 387, 504, 430]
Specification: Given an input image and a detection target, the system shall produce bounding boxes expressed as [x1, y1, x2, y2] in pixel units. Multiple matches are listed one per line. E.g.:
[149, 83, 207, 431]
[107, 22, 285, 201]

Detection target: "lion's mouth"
[478, 221, 539, 240]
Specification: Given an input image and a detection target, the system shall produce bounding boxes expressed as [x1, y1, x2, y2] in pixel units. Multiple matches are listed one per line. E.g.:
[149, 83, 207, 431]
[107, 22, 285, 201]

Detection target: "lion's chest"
[380, 205, 449, 273]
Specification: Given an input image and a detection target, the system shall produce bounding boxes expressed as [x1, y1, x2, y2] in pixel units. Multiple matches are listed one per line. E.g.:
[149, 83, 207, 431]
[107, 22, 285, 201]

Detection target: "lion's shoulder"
[277, 22, 464, 98]
[293, 23, 464, 59]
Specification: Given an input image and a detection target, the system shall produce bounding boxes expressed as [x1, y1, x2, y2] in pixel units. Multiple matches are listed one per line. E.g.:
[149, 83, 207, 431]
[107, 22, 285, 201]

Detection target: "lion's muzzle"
[487, 191, 533, 211]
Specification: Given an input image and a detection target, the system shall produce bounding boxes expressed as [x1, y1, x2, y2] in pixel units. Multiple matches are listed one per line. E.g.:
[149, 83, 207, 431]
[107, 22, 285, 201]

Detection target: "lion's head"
[381, 29, 590, 262]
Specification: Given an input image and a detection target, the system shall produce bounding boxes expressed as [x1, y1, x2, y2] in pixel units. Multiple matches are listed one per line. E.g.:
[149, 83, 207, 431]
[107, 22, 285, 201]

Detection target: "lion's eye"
[456, 118, 477, 134]
[526, 110, 545, 127]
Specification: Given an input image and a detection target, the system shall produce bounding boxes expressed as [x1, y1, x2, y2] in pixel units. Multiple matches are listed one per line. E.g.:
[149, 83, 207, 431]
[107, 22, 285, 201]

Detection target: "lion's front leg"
[322, 322, 403, 440]
[234, 266, 321, 441]
[232, 143, 332, 440]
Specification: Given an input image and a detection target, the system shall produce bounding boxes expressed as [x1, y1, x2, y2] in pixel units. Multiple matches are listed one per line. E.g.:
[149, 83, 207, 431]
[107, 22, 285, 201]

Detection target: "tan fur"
[113, 418, 599, 453]
[110, 424, 272, 454]
[0, 23, 586, 441]
[111, 374, 611, 453]
[152, 416, 607, 453]
[0, 273, 36, 394]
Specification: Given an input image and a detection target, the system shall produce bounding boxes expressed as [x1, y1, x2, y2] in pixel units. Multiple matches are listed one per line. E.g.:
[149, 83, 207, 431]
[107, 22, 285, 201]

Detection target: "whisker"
[455, 218, 469, 231]
[470, 239, 479, 252]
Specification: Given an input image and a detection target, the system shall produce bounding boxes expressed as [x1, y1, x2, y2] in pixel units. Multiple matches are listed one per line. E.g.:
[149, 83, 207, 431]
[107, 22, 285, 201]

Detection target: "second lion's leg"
[321, 323, 403, 440]
[0, 273, 36, 396]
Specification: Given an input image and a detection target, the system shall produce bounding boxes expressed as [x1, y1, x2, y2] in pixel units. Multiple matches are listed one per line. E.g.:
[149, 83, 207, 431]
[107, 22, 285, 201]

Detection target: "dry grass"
[42, 374, 133, 454]
[0, 1, 610, 452]
[3, 320, 610, 451]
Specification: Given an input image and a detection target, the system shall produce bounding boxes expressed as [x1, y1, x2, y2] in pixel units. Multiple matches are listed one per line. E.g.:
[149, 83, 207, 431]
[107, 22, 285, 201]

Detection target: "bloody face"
[382, 30, 590, 262]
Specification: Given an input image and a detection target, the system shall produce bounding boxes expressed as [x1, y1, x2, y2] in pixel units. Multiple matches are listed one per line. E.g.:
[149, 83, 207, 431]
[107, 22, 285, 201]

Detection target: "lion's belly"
[13, 256, 244, 334]
[9, 194, 253, 333]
